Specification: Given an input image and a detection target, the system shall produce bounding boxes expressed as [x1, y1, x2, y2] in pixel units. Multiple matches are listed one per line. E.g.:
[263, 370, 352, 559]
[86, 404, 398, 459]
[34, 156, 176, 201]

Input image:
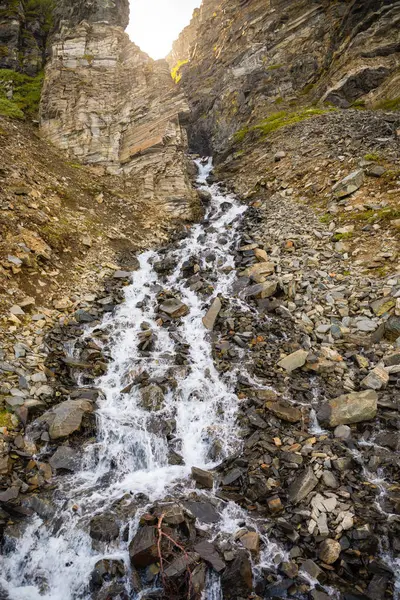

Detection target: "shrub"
[0, 68, 44, 119]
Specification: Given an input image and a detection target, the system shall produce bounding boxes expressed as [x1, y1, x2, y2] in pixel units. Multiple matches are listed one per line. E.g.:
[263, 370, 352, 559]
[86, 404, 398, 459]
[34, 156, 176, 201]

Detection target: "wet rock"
[332, 169, 364, 198]
[90, 513, 120, 542]
[164, 552, 198, 578]
[113, 270, 131, 279]
[361, 366, 389, 390]
[366, 574, 389, 600]
[184, 501, 219, 523]
[239, 531, 260, 553]
[194, 540, 225, 572]
[40, 399, 93, 440]
[129, 526, 158, 567]
[318, 390, 378, 427]
[90, 559, 125, 590]
[25, 496, 56, 520]
[318, 538, 341, 564]
[265, 401, 302, 423]
[202, 297, 222, 330]
[140, 385, 165, 412]
[221, 550, 252, 598]
[49, 447, 78, 472]
[288, 467, 318, 504]
[191, 466, 214, 489]
[300, 559, 325, 583]
[277, 349, 308, 373]
[159, 299, 189, 319]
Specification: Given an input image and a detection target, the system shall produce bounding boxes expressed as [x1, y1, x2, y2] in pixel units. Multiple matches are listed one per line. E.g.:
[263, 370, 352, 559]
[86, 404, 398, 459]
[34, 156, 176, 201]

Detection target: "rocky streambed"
[0, 159, 400, 600]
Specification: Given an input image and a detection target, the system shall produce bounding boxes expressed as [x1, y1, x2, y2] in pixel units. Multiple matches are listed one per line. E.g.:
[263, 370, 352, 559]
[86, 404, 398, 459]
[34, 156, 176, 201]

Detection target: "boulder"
[194, 540, 225, 572]
[191, 466, 214, 489]
[243, 280, 277, 299]
[159, 299, 189, 318]
[288, 467, 318, 504]
[49, 447, 78, 472]
[361, 366, 389, 390]
[140, 385, 165, 411]
[40, 399, 93, 440]
[202, 297, 222, 330]
[277, 349, 308, 373]
[317, 390, 378, 427]
[90, 513, 120, 542]
[332, 169, 364, 198]
[265, 401, 302, 423]
[221, 550, 252, 598]
[242, 262, 275, 279]
[129, 526, 158, 567]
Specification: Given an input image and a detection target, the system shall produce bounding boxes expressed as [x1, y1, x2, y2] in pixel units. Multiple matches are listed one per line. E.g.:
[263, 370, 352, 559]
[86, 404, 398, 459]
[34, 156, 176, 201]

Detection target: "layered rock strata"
[174, 0, 400, 155]
[40, 0, 198, 220]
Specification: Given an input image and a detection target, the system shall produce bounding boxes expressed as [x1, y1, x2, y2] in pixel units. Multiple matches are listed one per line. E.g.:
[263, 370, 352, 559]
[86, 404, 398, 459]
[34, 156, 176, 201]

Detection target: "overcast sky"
[128, 0, 201, 59]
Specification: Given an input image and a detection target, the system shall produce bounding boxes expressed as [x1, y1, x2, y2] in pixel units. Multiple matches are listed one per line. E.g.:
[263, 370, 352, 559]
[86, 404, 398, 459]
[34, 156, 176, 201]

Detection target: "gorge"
[0, 1, 400, 599]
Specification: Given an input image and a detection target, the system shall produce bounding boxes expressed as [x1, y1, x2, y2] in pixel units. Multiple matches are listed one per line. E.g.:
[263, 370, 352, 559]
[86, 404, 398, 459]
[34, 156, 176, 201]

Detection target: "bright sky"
[128, 0, 201, 59]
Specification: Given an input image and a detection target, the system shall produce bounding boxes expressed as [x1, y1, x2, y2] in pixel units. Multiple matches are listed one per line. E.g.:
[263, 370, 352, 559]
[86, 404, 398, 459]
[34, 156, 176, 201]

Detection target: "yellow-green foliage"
[233, 107, 334, 143]
[374, 97, 400, 111]
[171, 59, 189, 84]
[0, 69, 44, 119]
[0, 410, 14, 429]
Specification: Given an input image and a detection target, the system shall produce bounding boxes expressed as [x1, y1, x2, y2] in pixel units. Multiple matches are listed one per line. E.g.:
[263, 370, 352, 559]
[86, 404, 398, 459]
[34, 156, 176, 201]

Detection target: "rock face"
[0, 0, 51, 75]
[40, 0, 198, 221]
[172, 0, 400, 155]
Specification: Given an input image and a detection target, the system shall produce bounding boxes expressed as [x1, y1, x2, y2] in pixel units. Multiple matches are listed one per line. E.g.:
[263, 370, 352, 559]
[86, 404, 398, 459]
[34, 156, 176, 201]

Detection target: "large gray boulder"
[40, 399, 93, 440]
[318, 390, 377, 427]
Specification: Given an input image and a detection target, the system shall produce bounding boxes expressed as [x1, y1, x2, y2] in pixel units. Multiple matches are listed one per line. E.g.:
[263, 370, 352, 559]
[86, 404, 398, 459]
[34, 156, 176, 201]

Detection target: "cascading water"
[0, 159, 270, 599]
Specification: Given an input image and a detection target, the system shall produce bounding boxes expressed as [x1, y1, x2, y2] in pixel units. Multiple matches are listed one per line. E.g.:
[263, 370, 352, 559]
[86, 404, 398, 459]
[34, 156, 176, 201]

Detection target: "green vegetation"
[364, 153, 380, 161]
[0, 69, 44, 119]
[233, 107, 335, 143]
[333, 232, 353, 242]
[351, 207, 400, 222]
[373, 97, 400, 111]
[0, 410, 14, 429]
[171, 59, 189, 84]
[266, 64, 284, 71]
[23, 0, 55, 33]
[320, 213, 334, 224]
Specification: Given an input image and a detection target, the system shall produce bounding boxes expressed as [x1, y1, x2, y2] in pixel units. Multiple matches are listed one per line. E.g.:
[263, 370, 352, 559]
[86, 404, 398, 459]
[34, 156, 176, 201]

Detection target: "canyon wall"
[172, 0, 400, 155]
[40, 0, 198, 221]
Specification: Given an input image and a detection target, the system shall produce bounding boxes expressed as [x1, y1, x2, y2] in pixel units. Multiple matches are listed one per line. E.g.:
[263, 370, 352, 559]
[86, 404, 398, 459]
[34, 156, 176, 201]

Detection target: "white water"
[0, 159, 257, 599]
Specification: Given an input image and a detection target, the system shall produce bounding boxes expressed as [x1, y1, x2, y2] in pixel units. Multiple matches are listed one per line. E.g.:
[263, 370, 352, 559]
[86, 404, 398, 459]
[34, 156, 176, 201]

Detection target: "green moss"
[333, 232, 353, 241]
[0, 410, 14, 429]
[351, 99, 366, 109]
[364, 153, 380, 161]
[266, 64, 284, 71]
[0, 68, 44, 119]
[233, 107, 335, 143]
[373, 97, 400, 111]
[351, 207, 400, 222]
[320, 213, 334, 224]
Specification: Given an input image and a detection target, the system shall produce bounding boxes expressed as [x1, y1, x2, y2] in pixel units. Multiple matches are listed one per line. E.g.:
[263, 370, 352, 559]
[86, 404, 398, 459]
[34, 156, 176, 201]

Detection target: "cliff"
[173, 0, 400, 155]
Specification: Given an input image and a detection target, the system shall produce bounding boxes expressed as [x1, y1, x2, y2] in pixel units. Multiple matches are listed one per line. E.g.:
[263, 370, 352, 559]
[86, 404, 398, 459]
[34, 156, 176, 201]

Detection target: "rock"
[191, 466, 214, 489]
[265, 401, 302, 423]
[0, 487, 19, 503]
[288, 468, 318, 504]
[367, 165, 386, 177]
[384, 351, 400, 366]
[318, 390, 378, 427]
[267, 496, 283, 513]
[311, 591, 330, 600]
[334, 424, 351, 439]
[90, 513, 120, 542]
[113, 270, 131, 279]
[129, 526, 158, 567]
[243, 280, 277, 299]
[274, 151, 286, 162]
[318, 539, 341, 564]
[202, 297, 222, 330]
[159, 299, 189, 319]
[194, 540, 225, 572]
[239, 531, 260, 553]
[300, 559, 325, 582]
[40, 399, 93, 440]
[277, 349, 308, 373]
[242, 262, 275, 279]
[322, 470, 339, 489]
[10, 305, 25, 316]
[221, 550, 252, 598]
[49, 447, 79, 472]
[184, 501, 219, 523]
[140, 385, 165, 411]
[384, 316, 400, 341]
[332, 169, 364, 198]
[361, 366, 389, 390]
[371, 297, 396, 317]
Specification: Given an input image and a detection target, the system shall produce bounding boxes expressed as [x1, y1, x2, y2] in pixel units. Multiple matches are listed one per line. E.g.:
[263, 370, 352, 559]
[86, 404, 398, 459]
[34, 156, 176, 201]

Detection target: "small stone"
[300, 559, 324, 582]
[361, 365, 389, 390]
[10, 305, 25, 316]
[277, 349, 308, 373]
[319, 538, 341, 564]
[288, 468, 318, 504]
[113, 270, 131, 279]
[334, 424, 351, 439]
[159, 299, 189, 319]
[239, 531, 260, 553]
[274, 151, 286, 162]
[322, 470, 339, 489]
[265, 401, 302, 423]
[367, 165, 386, 177]
[267, 496, 283, 513]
